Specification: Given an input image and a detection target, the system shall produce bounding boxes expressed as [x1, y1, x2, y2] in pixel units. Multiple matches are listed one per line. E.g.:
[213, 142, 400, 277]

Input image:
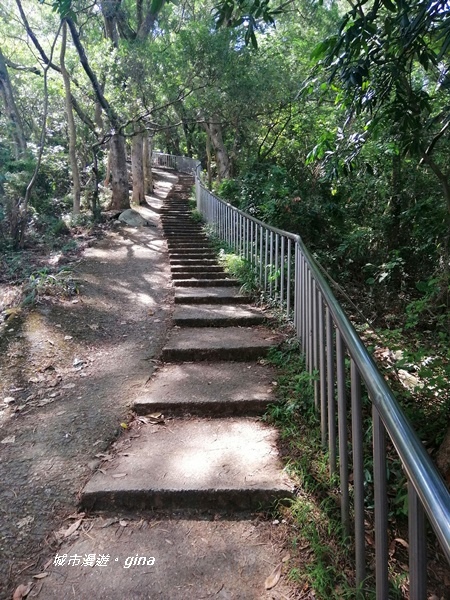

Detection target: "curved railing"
[156, 152, 450, 599]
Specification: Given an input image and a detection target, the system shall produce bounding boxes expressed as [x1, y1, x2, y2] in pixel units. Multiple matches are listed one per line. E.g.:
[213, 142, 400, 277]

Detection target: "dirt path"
[0, 181, 173, 599]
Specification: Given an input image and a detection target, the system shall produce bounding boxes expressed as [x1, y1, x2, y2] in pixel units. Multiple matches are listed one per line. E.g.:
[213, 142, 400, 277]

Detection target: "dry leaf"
[32, 573, 48, 580]
[99, 518, 118, 528]
[265, 563, 282, 590]
[394, 537, 409, 549]
[64, 518, 82, 537]
[95, 453, 113, 461]
[119, 520, 128, 527]
[112, 473, 127, 478]
[148, 413, 165, 424]
[66, 512, 85, 520]
[43, 558, 53, 570]
[1, 435, 16, 444]
[13, 583, 33, 599]
[17, 516, 34, 529]
[282, 553, 291, 563]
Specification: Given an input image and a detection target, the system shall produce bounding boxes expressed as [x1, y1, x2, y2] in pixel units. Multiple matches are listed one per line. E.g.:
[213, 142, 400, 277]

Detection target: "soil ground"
[0, 185, 174, 599]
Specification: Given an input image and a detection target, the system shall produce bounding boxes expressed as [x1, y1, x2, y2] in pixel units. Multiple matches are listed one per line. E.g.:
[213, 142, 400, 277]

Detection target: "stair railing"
[151, 152, 199, 174]
[158, 153, 450, 599]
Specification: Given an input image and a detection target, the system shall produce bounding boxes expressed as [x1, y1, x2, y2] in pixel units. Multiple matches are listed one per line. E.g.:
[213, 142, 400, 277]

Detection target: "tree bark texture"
[143, 134, 153, 195]
[60, 22, 81, 215]
[67, 17, 130, 210]
[131, 130, 145, 205]
[202, 117, 230, 181]
[109, 133, 130, 210]
[0, 46, 27, 158]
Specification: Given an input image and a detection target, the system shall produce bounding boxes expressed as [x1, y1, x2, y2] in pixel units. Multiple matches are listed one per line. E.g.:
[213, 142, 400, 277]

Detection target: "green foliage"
[22, 266, 78, 305]
[217, 250, 260, 296]
[190, 208, 204, 223]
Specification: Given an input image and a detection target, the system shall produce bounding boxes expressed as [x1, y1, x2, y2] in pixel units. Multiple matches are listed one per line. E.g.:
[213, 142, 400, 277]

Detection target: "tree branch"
[66, 17, 121, 130]
[4, 56, 41, 75]
[15, 0, 62, 73]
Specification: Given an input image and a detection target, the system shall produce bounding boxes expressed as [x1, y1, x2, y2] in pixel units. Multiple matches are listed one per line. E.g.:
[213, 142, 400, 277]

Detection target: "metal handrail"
[157, 153, 450, 597]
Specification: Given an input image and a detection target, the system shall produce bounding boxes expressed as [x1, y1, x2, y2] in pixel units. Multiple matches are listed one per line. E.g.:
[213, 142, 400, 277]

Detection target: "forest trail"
[26, 170, 297, 599]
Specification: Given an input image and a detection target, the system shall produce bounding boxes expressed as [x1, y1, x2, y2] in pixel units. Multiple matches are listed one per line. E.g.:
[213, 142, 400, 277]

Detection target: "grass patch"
[264, 339, 406, 600]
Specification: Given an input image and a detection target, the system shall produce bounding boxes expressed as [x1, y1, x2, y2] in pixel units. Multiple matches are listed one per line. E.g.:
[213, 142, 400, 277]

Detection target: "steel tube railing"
[156, 154, 450, 595]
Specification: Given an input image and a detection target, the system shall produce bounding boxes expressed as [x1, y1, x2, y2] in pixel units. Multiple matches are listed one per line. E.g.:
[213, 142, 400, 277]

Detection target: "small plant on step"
[190, 209, 204, 223]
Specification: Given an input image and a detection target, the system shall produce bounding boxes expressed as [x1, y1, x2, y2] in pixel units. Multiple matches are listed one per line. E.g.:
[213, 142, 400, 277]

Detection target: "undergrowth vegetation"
[265, 340, 447, 599]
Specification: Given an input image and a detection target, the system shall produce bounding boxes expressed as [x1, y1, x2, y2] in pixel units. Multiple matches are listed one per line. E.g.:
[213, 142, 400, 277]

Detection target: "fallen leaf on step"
[1, 435, 16, 444]
[265, 563, 282, 590]
[13, 583, 33, 599]
[43, 558, 53, 570]
[99, 518, 119, 528]
[64, 518, 83, 537]
[148, 412, 165, 424]
[112, 473, 127, 478]
[17, 516, 34, 529]
[66, 512, 85, 520]
[95, 453, 113, 461]
[119, 520, 128, 527]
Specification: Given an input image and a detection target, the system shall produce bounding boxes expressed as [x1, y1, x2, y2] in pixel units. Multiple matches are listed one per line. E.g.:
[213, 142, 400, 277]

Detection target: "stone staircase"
[82, 171, 292, 512]
[42, 171, 295, 599]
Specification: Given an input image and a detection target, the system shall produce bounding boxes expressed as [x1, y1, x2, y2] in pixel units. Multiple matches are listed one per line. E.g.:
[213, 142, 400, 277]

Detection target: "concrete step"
[162, 326, 279, 361]
[164, 230, 205, 235]
[174, 287, 251, 304]
[40, 518, 295, 599]
[163, 227, 203, 233]
[170, 258, 218, 266]
[168, 247, 211, 253]
[133, 362, 276, 416]
[173, 304, 265, 327]
[163, 222, 201, 227]
[172, 272, 227, 281]
[173, 278, 239, 287]
[170, 254, 217, 261]
[170, 265, 223, 273]
[166, 233, 211, 243]
[81, 418, 293, 512]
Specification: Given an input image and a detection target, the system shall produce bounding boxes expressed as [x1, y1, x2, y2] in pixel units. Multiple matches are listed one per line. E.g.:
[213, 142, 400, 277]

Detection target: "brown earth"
[0, 197, 174, 599]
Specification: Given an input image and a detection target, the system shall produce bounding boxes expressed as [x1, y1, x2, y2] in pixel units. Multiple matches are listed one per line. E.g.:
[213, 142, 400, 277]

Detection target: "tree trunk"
[202, 117, 230, 181]
[0, 46, 27, 158]
[60, 22, 81, 215]
[143, 134, 153, 195]
[131, 130, 145, 205]
[109, 133, 130, 210]
[67, 17, 130, 211]
[205, 129, 212, 190]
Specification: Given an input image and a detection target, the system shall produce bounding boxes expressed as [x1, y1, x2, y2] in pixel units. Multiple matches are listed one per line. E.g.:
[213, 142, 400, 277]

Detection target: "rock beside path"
[118, 209, 151, 227]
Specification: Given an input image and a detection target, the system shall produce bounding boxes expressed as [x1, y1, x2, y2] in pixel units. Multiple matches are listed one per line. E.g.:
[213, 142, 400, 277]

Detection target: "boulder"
[118, 209, 149, 227]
